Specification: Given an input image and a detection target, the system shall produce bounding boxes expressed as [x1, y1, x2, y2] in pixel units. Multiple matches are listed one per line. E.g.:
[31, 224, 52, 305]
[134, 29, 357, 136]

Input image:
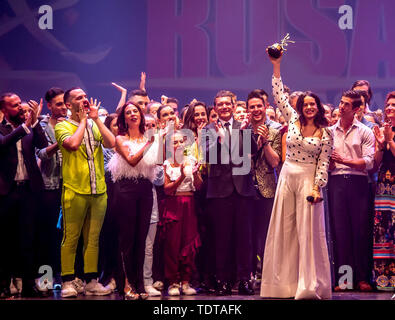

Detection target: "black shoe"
[21, 286, 50, 298]
[197, 281, 216, 294]
[215, 281, 232, 296]
[238, 280, 254, 295]
[0, 287, 11, 299]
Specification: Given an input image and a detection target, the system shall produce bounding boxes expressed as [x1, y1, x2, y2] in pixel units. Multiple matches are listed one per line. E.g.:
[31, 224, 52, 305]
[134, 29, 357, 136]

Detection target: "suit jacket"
[250, 123, 282, 198]
[204, 119, 257, 198]
[0, 120, 48, 196]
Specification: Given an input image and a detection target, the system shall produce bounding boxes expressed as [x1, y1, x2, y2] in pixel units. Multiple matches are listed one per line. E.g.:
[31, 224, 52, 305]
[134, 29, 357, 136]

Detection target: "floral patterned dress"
[373, 141, 395, 291]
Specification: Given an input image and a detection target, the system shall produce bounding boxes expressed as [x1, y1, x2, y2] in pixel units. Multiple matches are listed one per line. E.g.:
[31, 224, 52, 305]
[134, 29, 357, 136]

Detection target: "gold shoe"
[124, 287, 139, 300]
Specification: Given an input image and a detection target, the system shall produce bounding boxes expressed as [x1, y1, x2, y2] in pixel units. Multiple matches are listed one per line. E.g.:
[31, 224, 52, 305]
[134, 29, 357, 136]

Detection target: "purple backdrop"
[0, 0, 394, 113]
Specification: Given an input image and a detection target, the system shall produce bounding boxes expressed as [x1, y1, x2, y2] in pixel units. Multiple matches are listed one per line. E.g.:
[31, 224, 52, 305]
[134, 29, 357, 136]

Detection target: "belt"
[331, 174, 366, 180]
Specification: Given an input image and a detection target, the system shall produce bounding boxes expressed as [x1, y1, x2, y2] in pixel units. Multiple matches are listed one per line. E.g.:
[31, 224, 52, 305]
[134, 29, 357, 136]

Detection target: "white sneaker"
[168, 283, 180, 296]
[84, 279, 112, 296]
[10, 279, 18, 295]
[104, 278, 117, 292]
[61, 281, 78, 298]
[72, 277, 85, 294]
[35, 277, 50, 292]
[14, 278, 22, 294]
[145, 285, 161, 297]
[181, 283, 197, 295]
[153, 281, 164, 291]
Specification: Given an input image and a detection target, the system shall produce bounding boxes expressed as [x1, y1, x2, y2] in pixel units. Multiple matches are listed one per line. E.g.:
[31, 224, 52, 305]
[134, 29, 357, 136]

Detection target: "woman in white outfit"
[260, 51, 333, 300]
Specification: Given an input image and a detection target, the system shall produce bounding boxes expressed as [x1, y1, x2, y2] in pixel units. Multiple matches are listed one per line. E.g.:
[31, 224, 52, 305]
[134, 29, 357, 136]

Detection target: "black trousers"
[99, 172, 118, 285]
[0, 182, 39, 289]
[36, 188, 62, 277]
[328, 174, 372, 286]
[208, 191, 253, 282]
[114, 178, 153, 293]
[192, 180, 216, 285]
[251, 195, 274, 275]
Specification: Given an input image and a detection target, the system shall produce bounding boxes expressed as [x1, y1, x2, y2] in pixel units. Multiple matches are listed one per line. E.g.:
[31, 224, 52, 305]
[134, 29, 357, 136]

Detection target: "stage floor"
[7, 290, 394, 301]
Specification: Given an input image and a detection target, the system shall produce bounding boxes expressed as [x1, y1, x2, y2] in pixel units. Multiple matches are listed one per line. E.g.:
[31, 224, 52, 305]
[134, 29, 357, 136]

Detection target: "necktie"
[224, 122, 231, 135]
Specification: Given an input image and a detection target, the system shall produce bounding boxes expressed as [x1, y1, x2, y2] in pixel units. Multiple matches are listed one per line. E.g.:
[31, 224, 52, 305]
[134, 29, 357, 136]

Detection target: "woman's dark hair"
[296, 92, 329, 128]
[116, 102, 145, 135]
[156, 104, 175, 120]
[179, 105, 189, 122]
[104, 113, 118, 130]
[182, 101, 208, 135]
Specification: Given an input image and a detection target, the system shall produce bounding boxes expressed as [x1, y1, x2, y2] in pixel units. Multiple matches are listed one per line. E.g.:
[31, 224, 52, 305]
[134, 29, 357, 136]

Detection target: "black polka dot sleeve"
[272, 75, 298, 123]
[314, 128, 334, 188]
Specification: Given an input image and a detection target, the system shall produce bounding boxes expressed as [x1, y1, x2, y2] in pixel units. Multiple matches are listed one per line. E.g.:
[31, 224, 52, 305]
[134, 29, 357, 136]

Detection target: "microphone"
[306, 196, 323, 203]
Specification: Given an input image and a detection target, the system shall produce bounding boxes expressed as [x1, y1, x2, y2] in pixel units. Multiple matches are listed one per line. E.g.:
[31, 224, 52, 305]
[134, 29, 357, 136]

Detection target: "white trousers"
[260, 160, 332, 300]
[143, 222, 157, 286]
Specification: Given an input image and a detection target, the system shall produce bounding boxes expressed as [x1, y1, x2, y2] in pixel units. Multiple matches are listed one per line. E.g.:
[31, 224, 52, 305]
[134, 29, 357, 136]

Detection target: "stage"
[7, 289, 394, 301]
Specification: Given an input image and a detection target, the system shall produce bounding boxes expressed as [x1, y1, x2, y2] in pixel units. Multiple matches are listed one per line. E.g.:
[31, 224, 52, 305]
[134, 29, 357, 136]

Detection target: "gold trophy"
[267, 33, 295, 58]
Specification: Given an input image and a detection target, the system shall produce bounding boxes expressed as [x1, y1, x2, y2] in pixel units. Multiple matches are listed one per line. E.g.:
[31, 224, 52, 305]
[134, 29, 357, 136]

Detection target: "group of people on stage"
[0, 52, 394, 300]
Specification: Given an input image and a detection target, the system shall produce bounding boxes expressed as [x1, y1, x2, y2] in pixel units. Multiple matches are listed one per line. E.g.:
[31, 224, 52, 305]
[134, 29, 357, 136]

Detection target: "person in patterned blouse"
[260, 50, 333, 300]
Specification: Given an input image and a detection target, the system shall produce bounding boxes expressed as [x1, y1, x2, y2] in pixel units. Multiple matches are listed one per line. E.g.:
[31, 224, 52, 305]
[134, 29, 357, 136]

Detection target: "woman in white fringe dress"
[260, 51, 333, 300]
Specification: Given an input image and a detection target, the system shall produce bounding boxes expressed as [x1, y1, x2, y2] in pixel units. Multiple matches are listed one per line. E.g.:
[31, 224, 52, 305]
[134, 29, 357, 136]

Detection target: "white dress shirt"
[7, 120, 38, 181]
[329, 118, 375, 176]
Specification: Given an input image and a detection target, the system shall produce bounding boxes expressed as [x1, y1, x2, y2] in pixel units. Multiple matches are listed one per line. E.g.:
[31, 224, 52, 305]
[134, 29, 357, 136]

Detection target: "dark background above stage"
[0, 0, 394, 113]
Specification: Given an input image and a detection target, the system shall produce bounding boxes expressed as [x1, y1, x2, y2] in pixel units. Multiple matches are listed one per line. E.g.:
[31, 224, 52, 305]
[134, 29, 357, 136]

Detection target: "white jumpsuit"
[260, 76, 333, 300]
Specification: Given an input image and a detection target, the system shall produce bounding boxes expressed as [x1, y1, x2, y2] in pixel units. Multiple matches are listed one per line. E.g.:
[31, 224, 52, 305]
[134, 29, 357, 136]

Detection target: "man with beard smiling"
[0, 92, 48, 298]
[246, 90, 282, 283]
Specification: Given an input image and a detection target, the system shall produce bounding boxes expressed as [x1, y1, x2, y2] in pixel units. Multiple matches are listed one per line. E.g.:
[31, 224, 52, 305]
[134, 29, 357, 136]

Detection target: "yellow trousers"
[61, 187, 107, 277]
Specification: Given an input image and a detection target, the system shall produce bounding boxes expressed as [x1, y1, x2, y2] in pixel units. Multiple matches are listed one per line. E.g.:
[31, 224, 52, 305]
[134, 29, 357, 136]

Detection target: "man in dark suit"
[203, 90, 257, 295]
[0, 92, 48, 298]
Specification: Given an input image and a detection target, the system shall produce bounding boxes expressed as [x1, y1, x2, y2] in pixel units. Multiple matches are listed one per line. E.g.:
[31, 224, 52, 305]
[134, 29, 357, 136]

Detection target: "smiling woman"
[260, 50, 333, 300]
[108, 102, 159, 300]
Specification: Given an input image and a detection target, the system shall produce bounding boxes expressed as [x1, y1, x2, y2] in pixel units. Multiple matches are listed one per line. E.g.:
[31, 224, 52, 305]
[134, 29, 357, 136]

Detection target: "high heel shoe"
[124, 286, 139, 300]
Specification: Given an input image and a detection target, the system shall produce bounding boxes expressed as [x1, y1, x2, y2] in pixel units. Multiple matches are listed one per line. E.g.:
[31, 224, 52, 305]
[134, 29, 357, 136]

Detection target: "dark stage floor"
[6, 290, 394, 301]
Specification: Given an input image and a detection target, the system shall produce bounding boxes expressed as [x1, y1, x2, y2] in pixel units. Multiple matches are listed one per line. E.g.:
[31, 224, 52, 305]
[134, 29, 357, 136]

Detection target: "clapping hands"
[25, 99, 43, 127]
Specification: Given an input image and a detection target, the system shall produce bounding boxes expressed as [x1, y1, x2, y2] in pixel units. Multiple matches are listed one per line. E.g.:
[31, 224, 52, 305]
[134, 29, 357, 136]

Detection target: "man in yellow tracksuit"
[55, 88, 115, 298]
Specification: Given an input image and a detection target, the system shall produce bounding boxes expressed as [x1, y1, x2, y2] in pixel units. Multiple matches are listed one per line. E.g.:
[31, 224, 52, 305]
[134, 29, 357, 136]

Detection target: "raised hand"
[140, 72, 146, 91]
[192, 162, 201, 175]
[111, 82, 127, 94]
[180, 162, 186, 178]
[161, 95, 168, 105]
[27, 99, 42, 125]
[373, 126, 385, 149]
[257, 124, 269, 143]
[77, 103, 88, 122]
[383, 122, 394, 143]
[240, 113, 251, 129]
[266, 47, 283, 65]
[197, 121, 206, 137]
[88, 98, 101, 121]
